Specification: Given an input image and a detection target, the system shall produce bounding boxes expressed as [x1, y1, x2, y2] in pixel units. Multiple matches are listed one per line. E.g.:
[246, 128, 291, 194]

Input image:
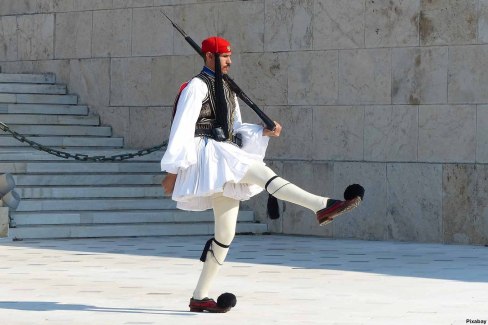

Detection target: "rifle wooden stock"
[161, 11, 276, 131]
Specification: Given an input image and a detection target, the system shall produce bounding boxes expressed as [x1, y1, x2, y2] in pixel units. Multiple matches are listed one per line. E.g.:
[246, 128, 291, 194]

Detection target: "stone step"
[3, 125, 111, 137]
[11, 210, 254, 226]
[17, 185, 163, 199]
[0, 136, 123, 148]
[16, 198, 175, 212]
[0, 149, 162, 162]
[0, 93, 77, 105]
[0, 114, 99, 125]
[0, 73, 55, 84]
[13, 173, 164, 186]
[8, 222, 267, 239]
[0, 104, 88, 115]
[0, 83, 66, 94]
[0, 161, 158, 174]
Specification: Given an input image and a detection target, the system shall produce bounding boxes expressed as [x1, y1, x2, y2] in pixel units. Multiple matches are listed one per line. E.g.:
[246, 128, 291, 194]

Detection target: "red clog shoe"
[316, 197, 362, 226]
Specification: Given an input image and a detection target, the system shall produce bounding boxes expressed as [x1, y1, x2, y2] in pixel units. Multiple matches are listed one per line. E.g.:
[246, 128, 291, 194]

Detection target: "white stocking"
[192, 195, 239, 300]
[240, 163, 329, 213]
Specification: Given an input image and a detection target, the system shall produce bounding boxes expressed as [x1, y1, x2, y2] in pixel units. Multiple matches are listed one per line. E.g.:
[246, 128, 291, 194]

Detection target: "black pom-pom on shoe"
[344, 184, 365, 200]
[217, 292, 237, 308]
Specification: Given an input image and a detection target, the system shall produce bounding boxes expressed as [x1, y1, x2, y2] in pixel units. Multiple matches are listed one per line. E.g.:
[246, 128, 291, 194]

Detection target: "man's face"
[206, 52, 232, 74]
[219, 53, 231, 74]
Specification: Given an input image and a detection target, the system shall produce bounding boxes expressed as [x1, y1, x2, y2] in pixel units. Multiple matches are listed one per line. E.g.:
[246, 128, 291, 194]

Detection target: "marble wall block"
[339, 49, 391, 105]
[392, 47, 448, 105]
[365, 0, 420, 48]
[313, 0, 365, 50]
[111, 57, 163, 107]
[69, 59, 110, 110]
[0, 16, 18, 61]
[42, 0, 75, 12]
[98, 107, 130, 140]
[111, 56, 197, 107]
[54, 11, 92, 59]
[418, 105, 476, 163]
[17, 14, 54, 60]
[281, 161, 334, 237]
[92, 9, 131, 57]
[420, 0, 478, 45]
[443, 164, 486, 245]
[240, 52, 288, 106]
[333, 162, 388, 240]
[256, 106, 313, 160]
[480, 0, 488, 43]
[31, 59, 70, 84]
[312, 106, 364, 161]
[173, 4, 219, 55]
[476, 164, 488, 245]
[218, 1, 265, 53]
[477, 105, 488, 163]
[132, 7, 174, 56]
[387, 163, 443, 242]
[0, 61, 34, 74]
[0, 60, 70, 79]
[74, 0, 113, 11]
[0, 0, 36, 16]
[154, 0, 195, 5]
[448, 45, 488, 104]
[34, 0, 52, 13]
[127, 106, 172, 148]
[113, 0, 155, 8]
[288, 50, 338, 105]
[264, 0, 313, 51]
[364, 105, 418, 162]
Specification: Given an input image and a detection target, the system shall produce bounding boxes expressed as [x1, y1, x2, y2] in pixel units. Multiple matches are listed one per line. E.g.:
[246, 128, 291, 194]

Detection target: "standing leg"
[240, 163, 363, 225]
[190, 195, 239, 312]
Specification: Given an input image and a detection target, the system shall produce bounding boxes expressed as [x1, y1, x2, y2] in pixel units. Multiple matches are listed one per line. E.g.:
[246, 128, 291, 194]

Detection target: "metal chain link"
[0, 121, 167, 162]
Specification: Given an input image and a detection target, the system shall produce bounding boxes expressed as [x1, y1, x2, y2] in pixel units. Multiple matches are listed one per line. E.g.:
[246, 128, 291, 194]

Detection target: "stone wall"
[1, 0, 488, 245]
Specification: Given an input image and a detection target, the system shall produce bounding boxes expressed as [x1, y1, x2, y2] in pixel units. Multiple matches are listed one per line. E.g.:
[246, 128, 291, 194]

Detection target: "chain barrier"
[0, 121, 167, 162]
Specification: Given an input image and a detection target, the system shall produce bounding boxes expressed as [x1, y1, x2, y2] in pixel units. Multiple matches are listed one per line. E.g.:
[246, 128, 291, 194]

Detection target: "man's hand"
[263, 121, 282, 137]
[161, 173, 177, 195]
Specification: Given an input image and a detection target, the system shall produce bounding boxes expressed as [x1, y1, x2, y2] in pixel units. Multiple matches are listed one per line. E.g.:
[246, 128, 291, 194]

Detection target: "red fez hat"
[201, 36, 232, 54]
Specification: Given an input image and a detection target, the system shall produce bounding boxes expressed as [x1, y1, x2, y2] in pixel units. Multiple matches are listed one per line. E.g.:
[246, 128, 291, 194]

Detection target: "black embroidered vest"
[194, 71, 236, 138]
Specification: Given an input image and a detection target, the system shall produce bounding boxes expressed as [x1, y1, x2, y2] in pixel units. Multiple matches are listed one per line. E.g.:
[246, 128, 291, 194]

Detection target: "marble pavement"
[0, 235, 487, 325]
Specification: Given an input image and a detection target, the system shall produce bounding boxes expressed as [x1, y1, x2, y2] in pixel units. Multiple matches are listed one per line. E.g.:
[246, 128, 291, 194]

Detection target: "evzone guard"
[160, 36, 365, 313]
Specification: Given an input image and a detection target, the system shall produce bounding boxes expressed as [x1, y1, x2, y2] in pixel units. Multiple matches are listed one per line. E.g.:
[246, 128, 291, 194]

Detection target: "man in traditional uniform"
[161, 36, 364, 313]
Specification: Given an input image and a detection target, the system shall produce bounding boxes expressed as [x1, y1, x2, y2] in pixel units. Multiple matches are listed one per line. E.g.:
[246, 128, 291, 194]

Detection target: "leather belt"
[195, 128, 242, 148]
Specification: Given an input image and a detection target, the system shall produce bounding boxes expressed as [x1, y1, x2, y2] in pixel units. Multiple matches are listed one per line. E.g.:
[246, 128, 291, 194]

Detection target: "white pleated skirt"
[171, 124, 269, 211]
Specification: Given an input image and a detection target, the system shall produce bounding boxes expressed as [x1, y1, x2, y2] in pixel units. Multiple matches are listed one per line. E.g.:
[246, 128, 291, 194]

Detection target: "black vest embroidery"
[194, 71, 236, 138]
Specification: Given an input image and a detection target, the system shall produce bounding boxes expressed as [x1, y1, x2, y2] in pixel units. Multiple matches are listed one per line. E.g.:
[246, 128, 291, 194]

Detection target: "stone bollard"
[0, 173, 15, 195]
[0, 207, 8, 237]
[0, 173, 21, 237]
[2, 190, 20, 210]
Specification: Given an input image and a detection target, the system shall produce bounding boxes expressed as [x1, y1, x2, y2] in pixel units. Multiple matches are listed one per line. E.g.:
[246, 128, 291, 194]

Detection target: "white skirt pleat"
[171, 124, 268, 211]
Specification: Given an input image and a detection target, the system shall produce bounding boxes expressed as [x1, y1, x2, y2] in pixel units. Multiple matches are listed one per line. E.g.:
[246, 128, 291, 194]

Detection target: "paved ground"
[0, 234, 487, 325]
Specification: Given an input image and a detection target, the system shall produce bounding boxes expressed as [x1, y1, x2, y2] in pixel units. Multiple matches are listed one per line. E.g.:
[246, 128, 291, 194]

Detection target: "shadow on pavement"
[0, 301, 195, 316]
[1, 234, 488, 283]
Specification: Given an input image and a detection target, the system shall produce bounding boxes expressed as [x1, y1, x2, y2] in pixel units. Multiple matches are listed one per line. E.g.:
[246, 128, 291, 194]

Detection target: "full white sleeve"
[232, 96, 270, 158]
[160, 78, 207, 173]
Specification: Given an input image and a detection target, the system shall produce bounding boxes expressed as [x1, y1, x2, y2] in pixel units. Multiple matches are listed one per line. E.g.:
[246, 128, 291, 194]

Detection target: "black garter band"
[200, 237, 230, 264]
[265, 176, 290, 196]
[265, 176, 279, 192]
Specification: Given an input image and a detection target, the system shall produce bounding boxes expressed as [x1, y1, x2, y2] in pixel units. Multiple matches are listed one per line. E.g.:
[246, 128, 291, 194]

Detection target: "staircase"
[0, 72, 267, 239]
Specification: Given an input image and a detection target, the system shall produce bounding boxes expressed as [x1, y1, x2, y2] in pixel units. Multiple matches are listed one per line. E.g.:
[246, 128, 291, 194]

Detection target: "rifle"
[161, 11, 276, 131]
